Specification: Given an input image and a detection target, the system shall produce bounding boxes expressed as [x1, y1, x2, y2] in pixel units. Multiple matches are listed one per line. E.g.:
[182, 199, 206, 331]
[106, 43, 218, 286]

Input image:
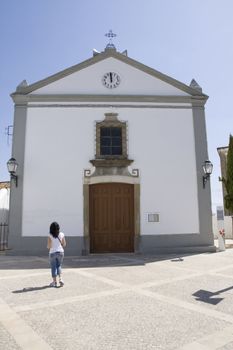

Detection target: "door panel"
[89, 183, 134, 253]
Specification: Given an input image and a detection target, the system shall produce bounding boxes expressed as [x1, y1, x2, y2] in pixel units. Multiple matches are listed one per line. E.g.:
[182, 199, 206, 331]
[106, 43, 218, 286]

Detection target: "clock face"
[102, 72, 120, 89]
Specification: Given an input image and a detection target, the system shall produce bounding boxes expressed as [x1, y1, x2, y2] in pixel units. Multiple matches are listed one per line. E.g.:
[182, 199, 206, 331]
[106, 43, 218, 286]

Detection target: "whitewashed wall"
[0, 188, 10, 223]
[22, 105, 198, 237]
[33, 57, 189, 96]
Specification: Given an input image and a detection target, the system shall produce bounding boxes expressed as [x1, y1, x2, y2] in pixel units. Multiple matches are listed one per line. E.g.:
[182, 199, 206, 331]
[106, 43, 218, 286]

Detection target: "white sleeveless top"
[49, 232, 65, 254]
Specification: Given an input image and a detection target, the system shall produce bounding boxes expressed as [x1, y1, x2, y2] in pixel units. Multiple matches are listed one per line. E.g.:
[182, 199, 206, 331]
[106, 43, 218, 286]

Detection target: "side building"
[217, 147, 230, 216]
[216, 146, 233, 238]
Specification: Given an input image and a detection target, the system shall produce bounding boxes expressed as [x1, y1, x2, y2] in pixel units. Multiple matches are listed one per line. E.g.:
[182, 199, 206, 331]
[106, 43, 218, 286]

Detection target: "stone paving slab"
[18, 292, 230, 350]
[148, 273, 233, 314]
[1, 251, 233, 349]
[0, 324, 20, 350]
[214, 266, 233, 278]
[219, 342, 233, 350]
[0, 271, 114, 308]
[86, 263, 191, 286]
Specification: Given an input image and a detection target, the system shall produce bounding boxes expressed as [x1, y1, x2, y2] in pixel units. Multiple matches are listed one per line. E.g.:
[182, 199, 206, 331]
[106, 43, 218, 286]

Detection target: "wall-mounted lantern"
[7, 157, 18, 187]
[202, 160, 213, 188]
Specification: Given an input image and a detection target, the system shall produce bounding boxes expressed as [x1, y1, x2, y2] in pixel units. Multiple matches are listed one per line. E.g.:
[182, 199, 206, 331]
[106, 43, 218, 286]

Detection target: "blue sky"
[0, 0, 232, 211]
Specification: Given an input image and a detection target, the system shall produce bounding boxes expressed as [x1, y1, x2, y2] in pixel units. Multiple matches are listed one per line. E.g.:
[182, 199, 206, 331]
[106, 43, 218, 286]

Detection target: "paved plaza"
[1, 246, 233, 349]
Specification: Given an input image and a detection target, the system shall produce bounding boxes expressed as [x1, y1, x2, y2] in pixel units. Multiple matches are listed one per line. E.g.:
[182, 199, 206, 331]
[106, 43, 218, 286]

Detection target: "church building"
[8, 33, 215, 255]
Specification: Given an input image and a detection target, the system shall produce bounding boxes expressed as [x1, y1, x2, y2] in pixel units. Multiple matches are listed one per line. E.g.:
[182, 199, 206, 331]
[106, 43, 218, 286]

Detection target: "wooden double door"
[89, 183, 134, 253]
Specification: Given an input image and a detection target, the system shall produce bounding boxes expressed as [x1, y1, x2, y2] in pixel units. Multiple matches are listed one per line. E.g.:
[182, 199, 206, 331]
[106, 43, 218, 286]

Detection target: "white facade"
[23, 106, 198, 237]
[33, 57, 189, 96]
[8, 48, 214, 254]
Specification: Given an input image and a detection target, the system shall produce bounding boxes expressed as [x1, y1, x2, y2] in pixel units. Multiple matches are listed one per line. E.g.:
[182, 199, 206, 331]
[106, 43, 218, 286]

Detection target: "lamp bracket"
[10, 173, 18, 187]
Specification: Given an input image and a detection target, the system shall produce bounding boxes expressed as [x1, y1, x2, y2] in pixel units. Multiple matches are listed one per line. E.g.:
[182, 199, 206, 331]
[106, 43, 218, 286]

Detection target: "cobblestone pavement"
[1, 248, 233, 349]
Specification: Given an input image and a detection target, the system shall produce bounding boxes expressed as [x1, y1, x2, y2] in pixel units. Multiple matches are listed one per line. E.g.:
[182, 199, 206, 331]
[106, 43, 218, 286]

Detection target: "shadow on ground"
[193, 285, 233, 305]
[12, 285, 52, 293]
[0, 252, 215, 270]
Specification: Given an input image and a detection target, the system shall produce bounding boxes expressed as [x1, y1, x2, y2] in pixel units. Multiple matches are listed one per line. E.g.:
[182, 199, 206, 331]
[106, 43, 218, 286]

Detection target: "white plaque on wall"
[147, 213, 160, 223]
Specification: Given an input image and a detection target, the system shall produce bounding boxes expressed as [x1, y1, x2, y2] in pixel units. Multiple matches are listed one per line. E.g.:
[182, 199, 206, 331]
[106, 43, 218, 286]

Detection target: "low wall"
[212, 214, 233, 239]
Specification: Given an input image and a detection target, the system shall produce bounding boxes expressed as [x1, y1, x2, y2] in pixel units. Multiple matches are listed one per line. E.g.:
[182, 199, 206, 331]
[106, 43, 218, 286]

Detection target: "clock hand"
[110, 73, 112, 83]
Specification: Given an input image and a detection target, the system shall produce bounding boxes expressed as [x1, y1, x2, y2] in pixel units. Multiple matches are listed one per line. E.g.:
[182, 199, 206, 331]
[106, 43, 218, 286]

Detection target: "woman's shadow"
[12, 285, 52, 293]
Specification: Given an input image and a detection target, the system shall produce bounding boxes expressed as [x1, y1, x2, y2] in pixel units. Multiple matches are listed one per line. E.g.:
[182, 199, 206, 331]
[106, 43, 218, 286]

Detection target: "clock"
[102, 72, 120, 89]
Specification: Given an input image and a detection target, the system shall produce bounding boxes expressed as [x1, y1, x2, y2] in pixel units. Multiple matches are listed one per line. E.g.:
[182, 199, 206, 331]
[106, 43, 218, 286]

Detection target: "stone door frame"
[83, 175, 140, 255]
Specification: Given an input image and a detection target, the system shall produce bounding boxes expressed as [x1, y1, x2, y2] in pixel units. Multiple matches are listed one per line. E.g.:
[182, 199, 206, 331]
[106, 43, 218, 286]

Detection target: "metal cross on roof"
[105, 30, 117, 49]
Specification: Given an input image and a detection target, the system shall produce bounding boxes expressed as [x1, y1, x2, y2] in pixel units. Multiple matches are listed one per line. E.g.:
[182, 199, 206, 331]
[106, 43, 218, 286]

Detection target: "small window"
[100, 127, 122, 156]
[95, 113, 128, 160]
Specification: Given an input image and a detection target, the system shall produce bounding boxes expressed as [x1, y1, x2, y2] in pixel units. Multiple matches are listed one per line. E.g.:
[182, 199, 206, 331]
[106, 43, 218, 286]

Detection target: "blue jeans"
[49, 252, 64, 278]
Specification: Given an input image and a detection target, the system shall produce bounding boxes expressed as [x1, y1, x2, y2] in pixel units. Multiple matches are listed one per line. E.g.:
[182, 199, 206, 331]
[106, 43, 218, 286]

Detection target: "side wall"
[8, 105, 27, 253]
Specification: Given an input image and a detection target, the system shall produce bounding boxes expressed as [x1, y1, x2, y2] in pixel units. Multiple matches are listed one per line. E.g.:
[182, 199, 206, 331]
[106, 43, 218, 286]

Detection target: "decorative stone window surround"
[95, 113, 127, 159]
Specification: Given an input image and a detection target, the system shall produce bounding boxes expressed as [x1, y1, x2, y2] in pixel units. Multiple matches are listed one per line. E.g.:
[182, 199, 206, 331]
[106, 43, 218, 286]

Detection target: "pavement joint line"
[13, 287, 130, 312]
[11, 282, 233, 325]
[0, 271, 49, 280]
[194, 324, 233, 349]
[73, 266, 206, 290]
[74, 266, 233, 291]
[0, 264, 205, 282]
[0, 296, 52, 350]
[1, 260, 227, 293]
[135, 288, 233, 324]
[1, 259, 233, 285]
[11, 266, 233, 322]
[209, 271, 233, 279]
[176, 342, 212, 350]
[176, 325, 233, 350]
[74, 269, 126, 288]
[134, 273, 204, 289]
[208, 264, 233, 272]
[150, 263, 200, 274]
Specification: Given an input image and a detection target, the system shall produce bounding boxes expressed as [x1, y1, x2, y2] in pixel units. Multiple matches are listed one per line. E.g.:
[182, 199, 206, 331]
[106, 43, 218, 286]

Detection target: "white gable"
[31, 57, 190, 96]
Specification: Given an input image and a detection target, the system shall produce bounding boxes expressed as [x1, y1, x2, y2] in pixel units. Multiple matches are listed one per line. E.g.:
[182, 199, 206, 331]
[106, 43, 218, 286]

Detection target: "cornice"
[11, 94, 208, 106]
[217, 147, 228, 155]
[90, 159, 134, 167]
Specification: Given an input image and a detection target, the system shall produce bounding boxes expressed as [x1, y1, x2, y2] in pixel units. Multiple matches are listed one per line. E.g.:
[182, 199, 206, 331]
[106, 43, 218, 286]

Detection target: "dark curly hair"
[49, 222, 60, 238]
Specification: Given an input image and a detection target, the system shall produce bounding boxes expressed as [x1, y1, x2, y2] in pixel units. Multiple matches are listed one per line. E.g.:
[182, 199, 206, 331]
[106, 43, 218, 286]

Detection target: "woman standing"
[47, 222, 66, 287]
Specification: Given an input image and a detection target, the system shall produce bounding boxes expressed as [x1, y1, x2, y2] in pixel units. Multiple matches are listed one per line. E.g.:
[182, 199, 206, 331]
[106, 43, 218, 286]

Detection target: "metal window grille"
[0, 223, 9, 251]
[148, 213, 160, 222]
